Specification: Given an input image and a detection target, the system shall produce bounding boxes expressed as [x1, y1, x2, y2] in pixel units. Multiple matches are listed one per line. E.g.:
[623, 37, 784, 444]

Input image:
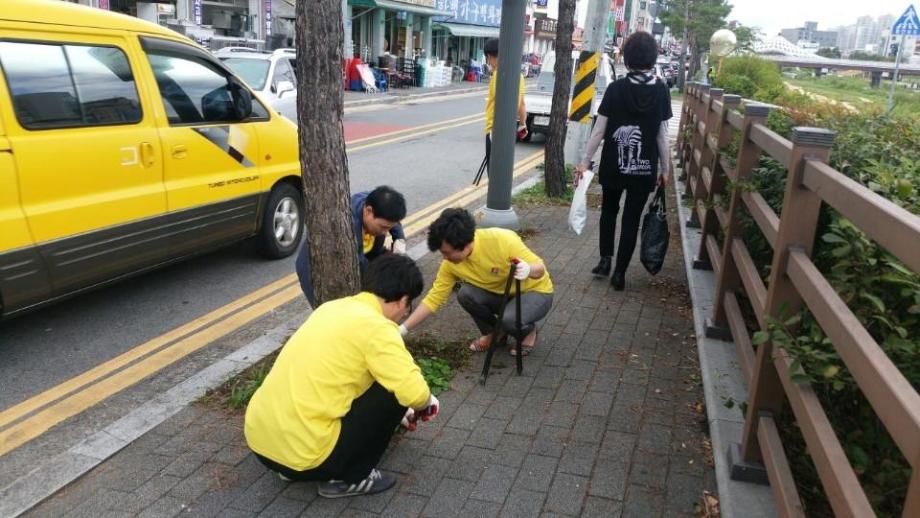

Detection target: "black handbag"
[640, 186, 669, 275]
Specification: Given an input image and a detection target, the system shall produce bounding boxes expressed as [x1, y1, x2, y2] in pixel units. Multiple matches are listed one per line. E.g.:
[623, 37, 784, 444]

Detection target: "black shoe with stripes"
[317, 469, 396, 498]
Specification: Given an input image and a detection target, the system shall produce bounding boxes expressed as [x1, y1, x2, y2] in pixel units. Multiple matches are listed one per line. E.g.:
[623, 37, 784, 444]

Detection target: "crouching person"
[244, 254, 439, 498]
[400, 208, 554, 356]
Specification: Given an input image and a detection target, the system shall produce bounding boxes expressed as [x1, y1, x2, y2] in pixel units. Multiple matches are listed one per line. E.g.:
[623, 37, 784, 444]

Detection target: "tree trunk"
[544, 0, 577, 198]
[295, 0, 360, 305]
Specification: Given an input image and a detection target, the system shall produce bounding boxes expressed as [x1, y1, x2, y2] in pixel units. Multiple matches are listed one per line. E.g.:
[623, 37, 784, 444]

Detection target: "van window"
[271, 58, 296, 91]
[147, 52, 240, 125]
[0, 41, 142, 129]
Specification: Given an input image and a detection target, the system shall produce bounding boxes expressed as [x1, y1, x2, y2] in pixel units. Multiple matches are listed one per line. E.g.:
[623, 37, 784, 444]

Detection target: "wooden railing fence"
[675, 81, 920, 517]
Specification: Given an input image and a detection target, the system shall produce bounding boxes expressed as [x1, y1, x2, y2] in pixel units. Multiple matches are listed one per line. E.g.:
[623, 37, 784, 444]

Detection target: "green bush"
[713, 56, 784, 100]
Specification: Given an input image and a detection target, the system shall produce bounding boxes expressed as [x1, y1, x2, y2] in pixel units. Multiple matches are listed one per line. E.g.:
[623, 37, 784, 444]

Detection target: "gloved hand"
[516, 122, 528, 141]
[398, 324, 409, 337]
[418, 394, 440, 422]
[513, 260, 531, 280]
[392, 238, 407, 255]
[400, 408, 417, 431]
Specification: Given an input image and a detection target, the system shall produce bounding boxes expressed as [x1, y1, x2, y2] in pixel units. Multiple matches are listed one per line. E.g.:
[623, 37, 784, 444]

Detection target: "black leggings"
[599, 184, 652, 273]
[254, 382, 406, 484]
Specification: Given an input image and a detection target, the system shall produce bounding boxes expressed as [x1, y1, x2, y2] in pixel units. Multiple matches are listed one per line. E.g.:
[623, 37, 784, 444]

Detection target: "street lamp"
[709, 28, 737, 79]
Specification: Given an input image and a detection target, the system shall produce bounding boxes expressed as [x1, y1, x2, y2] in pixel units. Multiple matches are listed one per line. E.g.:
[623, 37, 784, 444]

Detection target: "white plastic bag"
[567, 170, 594, 235]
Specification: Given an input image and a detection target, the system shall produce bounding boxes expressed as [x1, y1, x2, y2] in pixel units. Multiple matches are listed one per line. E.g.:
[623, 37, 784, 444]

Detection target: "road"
[0, 91, 546, 490]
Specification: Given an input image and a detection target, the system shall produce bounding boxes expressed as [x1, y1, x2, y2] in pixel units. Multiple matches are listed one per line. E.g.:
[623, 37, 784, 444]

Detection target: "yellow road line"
[401, 150, 545, 236]
[0, 151, 545, 456]
[349, 116, 484, 153]
[0, 275, 296, 430]
[0, 284, 303, 456]
[345, 113, 483, 146]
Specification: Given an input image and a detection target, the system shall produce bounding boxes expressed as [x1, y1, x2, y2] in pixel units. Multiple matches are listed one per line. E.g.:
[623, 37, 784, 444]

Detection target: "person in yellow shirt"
[481, 38, 528, 180]
[400, 208, 553, 356]
[244, 254, 439, 499]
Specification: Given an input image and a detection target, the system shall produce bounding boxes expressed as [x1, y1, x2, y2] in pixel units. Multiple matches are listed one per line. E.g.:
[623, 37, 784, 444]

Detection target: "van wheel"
[258, 183, 304, 259]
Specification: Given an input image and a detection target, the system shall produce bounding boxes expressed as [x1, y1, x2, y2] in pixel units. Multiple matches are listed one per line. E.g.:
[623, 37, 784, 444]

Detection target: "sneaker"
[610, 271, 625, 291]
[317, 469, 396, 498]
[277, 472, 293, 482]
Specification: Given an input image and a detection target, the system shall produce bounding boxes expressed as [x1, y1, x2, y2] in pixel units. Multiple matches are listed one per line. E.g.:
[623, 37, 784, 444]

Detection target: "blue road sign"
[892, 4, 920, 36]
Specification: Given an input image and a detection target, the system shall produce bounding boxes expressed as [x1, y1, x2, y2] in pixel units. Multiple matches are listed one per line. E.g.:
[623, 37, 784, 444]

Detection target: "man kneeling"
[244, 254, 439, 498]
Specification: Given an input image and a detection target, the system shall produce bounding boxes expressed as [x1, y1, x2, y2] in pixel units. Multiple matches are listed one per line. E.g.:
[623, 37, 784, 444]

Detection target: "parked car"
[0, 0, 304, 318]
[522, 50, 615, 141]
[655, 60, 675, 88]
[215, 47, 298, 106]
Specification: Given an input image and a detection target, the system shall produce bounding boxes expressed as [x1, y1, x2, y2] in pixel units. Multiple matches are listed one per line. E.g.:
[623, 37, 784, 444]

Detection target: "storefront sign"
[264, 0, 272, 36]
[435, 0, 502, 27]
[534, 0, 548, 7]
[193, 0, 202, 25]
[97, 0, 110, 9]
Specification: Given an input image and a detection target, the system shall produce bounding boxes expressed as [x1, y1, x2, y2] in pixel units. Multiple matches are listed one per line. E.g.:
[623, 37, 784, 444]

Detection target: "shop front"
[347, 0, 453, 64]
[431, 0, 501, 69]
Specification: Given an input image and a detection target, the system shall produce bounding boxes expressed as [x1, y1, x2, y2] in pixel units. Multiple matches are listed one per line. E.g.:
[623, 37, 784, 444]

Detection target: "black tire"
[257, 182, 304, 259]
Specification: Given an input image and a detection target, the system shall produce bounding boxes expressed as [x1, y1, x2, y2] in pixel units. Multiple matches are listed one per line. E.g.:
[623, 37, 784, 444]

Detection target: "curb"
[4, 161, 545, 517]
[672, 176, 777, 517]
[344, 84, 489, 109]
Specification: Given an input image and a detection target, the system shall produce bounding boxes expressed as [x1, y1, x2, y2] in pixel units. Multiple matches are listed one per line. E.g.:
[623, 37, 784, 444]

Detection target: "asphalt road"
[0, 91, 544, 435]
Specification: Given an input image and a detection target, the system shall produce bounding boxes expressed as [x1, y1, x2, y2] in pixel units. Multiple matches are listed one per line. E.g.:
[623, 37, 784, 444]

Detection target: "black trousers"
[599, 184, 652, 273]
[254, 382, 405, 484]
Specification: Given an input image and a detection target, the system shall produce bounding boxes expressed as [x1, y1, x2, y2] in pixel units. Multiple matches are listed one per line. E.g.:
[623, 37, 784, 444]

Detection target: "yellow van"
[0, 0, 303, 318]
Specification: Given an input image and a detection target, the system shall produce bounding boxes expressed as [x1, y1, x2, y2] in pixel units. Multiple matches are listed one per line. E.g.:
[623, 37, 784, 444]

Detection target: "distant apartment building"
[780, 21, 838, 49]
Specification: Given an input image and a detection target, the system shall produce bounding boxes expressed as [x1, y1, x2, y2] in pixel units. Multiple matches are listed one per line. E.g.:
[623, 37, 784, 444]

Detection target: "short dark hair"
[484, 38, 499, 57]
[366, 186, 406, 222]
[622, 31, 658, 71]
[363, 254, 424, 303]
[427, 208, 476, 251]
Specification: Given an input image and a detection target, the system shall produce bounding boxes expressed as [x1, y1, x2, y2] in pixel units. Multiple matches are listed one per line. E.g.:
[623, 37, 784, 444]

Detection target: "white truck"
[522, 50, 615, 141]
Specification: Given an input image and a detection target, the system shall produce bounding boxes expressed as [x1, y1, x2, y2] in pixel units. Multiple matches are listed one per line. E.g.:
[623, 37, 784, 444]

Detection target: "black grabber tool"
[479, 260, 524, 385]
[472, 153, 489, 186]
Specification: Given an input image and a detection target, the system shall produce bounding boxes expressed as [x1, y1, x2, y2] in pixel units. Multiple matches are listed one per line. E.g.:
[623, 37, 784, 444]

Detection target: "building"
[346, 1, 455, 65]
[64, 0, 296, 51]
[780, 21, 838, 49]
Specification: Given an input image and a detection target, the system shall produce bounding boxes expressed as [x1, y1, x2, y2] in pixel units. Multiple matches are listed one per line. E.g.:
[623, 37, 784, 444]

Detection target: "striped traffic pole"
[569, 50, 599, 123]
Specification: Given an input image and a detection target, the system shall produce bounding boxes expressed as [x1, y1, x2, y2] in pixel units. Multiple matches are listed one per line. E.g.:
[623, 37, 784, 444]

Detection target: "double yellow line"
[0, 142, 544, 458]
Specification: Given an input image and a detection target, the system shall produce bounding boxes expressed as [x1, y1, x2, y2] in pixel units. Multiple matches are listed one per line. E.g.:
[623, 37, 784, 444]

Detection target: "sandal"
[509, 330, 537, 356]
[469, 336, 492, 352]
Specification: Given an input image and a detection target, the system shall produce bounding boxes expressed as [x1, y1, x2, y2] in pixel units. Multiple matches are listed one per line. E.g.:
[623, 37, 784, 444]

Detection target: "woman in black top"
[574, 31, 673, 291]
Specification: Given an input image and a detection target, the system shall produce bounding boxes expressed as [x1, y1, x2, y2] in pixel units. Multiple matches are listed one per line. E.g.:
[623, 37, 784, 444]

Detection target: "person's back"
[245, 293, 425, 470]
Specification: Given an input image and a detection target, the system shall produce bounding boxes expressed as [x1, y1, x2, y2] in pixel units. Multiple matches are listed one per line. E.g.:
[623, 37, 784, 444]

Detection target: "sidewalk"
[25, 203, 715, 518]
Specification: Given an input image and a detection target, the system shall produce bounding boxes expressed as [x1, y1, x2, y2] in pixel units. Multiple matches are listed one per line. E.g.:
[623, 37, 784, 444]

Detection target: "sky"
[728, 0, 915, 35]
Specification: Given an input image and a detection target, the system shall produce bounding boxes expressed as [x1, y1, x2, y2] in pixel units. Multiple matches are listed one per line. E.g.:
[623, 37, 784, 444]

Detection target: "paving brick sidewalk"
[26, 203, 715, 518]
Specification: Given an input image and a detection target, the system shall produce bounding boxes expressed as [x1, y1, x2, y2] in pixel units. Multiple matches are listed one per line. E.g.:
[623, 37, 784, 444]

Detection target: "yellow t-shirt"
[244, 292, 431, 470]
[485, 72, 527, 134]
[422, 228, 553, 313]
[362, 231, 374, 254]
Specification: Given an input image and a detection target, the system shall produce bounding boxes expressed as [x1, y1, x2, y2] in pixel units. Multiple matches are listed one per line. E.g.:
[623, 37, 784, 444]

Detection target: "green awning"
[372, 0, 454, 17]
[434, 23, 500, 38]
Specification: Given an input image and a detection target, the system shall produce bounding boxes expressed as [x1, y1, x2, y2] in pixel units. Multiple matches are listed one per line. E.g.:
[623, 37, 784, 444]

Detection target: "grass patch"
[788, 76, 920, 118]
[513, 177, 574, 208]
[203, 333, 470, 412]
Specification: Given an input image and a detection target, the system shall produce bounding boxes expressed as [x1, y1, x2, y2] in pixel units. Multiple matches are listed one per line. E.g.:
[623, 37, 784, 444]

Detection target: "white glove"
[398, 324, 409, 337]
[400, 408, 417, 431]
[417, 394, 439, 421]
[392, 238, 407, 255]
[513, 260, 531, 280]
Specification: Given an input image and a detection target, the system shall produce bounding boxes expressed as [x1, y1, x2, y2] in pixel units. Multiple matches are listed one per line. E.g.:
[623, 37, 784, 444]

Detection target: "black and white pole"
[563, 0, 612, 166]
[480, 0, 527, 230]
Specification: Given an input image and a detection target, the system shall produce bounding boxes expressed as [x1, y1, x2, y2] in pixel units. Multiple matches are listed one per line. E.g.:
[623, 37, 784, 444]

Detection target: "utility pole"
[480, 0, 526, 229]
[678, 0, 691, 92]
[563, 0, 613, 166]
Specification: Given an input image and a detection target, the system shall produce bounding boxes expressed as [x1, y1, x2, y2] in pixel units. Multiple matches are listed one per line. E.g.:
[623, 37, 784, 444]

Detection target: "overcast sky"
[728, 0, 914, 35]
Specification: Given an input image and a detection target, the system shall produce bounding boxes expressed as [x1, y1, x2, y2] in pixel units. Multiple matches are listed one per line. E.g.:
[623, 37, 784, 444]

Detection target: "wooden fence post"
[706, 102, 771, 340]
[678, 82, 699, 177]
[686, 84, 712, 227]
[731, 127, 837, 483]
[676, 82, 694, 169]
[692, 90, 734, 270]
